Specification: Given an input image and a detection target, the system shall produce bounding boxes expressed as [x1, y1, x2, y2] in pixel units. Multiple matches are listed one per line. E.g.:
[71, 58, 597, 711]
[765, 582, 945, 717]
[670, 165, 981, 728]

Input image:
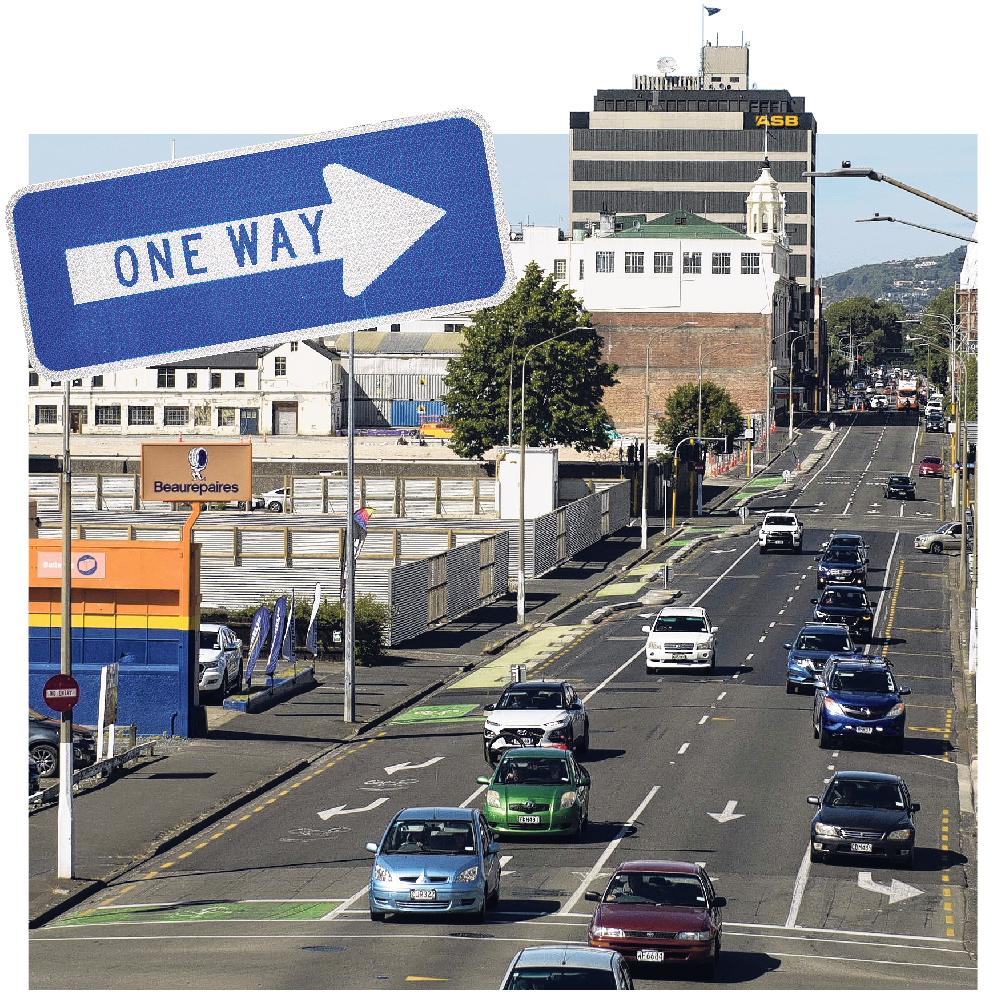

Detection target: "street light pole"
[789, 333, 805, 440]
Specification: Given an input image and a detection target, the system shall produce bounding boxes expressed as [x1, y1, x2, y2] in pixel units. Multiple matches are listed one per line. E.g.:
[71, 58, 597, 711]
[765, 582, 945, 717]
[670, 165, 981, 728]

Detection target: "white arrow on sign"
[857, 871, 924, 904]
[318, 797, 389, 821]
[707, 800, 745, 823]
[383, 756, 445, 775]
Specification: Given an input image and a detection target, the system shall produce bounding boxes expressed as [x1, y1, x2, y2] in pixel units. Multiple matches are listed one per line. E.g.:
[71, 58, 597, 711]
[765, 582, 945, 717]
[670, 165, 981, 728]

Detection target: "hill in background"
[820, 245, 967, 313]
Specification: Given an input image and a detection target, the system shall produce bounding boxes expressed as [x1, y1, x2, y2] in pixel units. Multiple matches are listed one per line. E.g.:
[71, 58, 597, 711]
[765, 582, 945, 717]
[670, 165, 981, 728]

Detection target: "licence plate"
[671, 654, 689, 661]
[636, 950, 665, 963]
[517, 815, 541, 825]
[855, 726, 874, 734]
[850, 843, 872, 853]
[409, 888, 437, 900]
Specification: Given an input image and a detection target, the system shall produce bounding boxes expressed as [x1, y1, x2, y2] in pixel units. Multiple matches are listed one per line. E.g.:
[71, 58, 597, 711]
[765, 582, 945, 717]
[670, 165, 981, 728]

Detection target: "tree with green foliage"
[907, 288, 954, 390]
[442, 263, 618, 458]
[652, 381, 744, 455]
[823, 297, 905, 381]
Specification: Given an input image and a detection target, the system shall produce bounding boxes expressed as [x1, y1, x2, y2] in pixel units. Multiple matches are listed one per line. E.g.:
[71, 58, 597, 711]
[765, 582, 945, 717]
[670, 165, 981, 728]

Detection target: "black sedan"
[808, 770, 920, 867]
[883, 475, 916, 500]
[811, 586, 875, 640]
[815, 545, 868, 589]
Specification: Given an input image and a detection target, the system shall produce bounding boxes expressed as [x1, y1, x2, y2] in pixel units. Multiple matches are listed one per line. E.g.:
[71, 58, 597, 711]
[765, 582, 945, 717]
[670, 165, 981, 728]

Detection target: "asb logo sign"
[8, 110, 514, 379]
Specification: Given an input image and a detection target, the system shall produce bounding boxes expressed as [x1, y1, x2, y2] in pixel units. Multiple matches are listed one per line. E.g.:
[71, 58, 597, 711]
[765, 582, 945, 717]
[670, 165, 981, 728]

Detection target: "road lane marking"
[677, 743, 690, 754]
[785, 842, 812, 927]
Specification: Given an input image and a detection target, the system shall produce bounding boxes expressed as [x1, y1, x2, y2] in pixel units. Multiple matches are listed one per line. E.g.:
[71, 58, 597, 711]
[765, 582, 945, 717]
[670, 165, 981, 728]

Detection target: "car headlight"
[823, 697, 843, 714]
[697, 638, 713, 650]
[887, 828, 913, 841]
[373, 864, 394, 883]
[793, 657, 814, 669]
[591, 925, 625, 938]
[484, 723, 498, 734]
[455, 865, 480, 883]
[560, 791, 577, 809]
[886, 702, 905, 718]
[813, 821, 840, 837]
[486, 789, 501, 808]
[676, 930, 712, 941]
[861, 614, 872, 621]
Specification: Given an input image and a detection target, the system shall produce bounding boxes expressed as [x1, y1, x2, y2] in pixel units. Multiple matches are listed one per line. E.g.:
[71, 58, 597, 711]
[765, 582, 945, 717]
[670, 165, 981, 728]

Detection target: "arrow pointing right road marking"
[857, 871, 924, 904]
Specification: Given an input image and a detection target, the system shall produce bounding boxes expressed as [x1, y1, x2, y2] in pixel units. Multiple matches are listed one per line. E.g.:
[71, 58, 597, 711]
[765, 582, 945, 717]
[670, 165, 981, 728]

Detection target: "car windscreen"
[496, 689, 564, 710]
[199, 630, 222, 650]
[651, 616, 705, 632]
[796, 633, 853, 652]
[504, 968, 617, 990]
[830, 669, 895, 693]
[494, 757, 570, 785]
[823, 589, 867, 606]
[603, 872, 707, 907]
[825, 780, 904, 810]
[380, 820, 475, 854]
[824, 548, 859, 562]
[764, 516, 792, 525]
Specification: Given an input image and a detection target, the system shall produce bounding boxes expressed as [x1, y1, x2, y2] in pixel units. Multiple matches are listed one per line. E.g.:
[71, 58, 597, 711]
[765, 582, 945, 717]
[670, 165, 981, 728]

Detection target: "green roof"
[609, 211, 747, 240]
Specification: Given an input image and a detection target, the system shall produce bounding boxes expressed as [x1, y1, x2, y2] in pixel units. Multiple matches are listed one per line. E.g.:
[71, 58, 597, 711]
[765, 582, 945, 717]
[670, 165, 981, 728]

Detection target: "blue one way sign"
[7, 111, 514, 379]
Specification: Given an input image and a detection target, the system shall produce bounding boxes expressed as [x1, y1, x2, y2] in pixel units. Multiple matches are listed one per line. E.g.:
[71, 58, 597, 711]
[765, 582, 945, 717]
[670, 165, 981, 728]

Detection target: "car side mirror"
[814, 680, 826, 689]
[711, 625, 719, 633]
[854, 646, 863, 653]
[783, 643, 792, 650]
[476, 775, 490, 785]
[899, 685, 911, 695]
[712, 896, 727, 908]
[810, 598, 818, 605]
[365, 841, 378, 852]
[806, 796, 821, 806]
[483, 704, 495, 712]
[911, 803, 921, 813]
[487, 842, 501, 854]
[578, 776, 591, 787]
[584, 890, 602, 902]
[642, 625, 650, 633]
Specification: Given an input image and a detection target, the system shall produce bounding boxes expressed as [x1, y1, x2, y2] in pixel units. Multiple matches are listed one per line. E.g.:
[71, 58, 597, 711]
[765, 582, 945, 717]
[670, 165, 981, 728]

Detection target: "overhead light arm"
[856, 213, 977, 244]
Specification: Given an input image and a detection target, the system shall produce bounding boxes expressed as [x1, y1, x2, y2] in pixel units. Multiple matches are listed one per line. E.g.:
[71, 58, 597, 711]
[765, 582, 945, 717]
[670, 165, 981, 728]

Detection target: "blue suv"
[815, 545, 868, 589]
[783, 623, 862, 694]
[812, 656, 911, 752]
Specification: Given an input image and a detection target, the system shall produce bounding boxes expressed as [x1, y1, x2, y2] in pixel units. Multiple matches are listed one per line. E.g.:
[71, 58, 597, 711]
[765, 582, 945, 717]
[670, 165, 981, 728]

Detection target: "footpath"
[28, 417, 944, 929]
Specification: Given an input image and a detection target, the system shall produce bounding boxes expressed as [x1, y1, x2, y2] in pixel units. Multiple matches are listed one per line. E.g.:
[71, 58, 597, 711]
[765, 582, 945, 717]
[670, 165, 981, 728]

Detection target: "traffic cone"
[178, 433, 182, 442]
[771, 421, 777, 433]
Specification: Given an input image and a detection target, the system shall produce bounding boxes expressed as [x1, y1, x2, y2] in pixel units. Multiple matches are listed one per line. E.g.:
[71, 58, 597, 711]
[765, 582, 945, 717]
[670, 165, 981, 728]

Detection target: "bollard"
[510, 664, 527, 684]
[128, 724, 137, 749]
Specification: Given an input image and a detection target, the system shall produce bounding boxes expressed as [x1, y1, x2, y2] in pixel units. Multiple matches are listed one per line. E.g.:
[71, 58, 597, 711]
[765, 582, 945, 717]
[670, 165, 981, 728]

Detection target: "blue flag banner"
[306, 582, 321, 656]
[266, 596, 288, 677]
[245, 606, 271, 686]
[281, 590, 296, 663]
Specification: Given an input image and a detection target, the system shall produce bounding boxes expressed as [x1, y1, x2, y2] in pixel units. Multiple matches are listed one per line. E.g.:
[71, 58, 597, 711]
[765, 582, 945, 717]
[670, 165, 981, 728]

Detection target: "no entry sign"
[42, 674, 80, 713]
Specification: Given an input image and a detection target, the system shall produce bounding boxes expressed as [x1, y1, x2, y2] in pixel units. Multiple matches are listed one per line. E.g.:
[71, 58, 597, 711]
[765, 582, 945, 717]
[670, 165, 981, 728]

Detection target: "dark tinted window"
[830, 669, 895, 693]
[796, 632, 853, 652]
[504, 967, 618, 990]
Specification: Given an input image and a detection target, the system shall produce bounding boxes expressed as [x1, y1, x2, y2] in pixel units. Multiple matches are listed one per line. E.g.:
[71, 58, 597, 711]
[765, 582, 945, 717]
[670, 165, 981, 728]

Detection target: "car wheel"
[483, 744, 493, 766]
[487, 881, 500, 909]
[706, 655, 716, 675]
[759, 545, 766, 554]
[219, 668, 229, 698]
[268, 501, 283, 512]
[810, 845, 824, 864]
[369, 907, 385, 922]
[698, 940, 720, 981]
[31, 742, 59, 778]
[785, 681, 797, 695]
[818, 724, 832, 749]
[931, 542, 943, 554]
[795, 543, 803, 554]
[900, 853, 914, 870]
[891, 735, 905, 754]
[580, 722, 590, 754]
[472, 892, 487, 923]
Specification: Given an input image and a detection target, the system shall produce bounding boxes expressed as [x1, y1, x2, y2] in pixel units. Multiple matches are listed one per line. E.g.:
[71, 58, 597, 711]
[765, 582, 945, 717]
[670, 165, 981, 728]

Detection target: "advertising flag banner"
[340, 507, 375, 603]
[306, 582, 321, 655]
[245, 606, 271, 686]
[281, 590, 296, 663]
[266, 595, 288, 677]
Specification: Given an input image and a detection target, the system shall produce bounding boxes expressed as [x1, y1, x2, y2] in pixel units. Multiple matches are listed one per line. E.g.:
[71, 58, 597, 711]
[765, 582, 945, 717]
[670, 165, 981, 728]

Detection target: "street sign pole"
[344, 334, 356, 724]
[58, 381, 75, 879]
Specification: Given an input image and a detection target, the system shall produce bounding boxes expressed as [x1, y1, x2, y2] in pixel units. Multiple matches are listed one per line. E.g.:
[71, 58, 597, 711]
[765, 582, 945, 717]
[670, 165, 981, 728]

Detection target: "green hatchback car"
[477, 747, 590, 839]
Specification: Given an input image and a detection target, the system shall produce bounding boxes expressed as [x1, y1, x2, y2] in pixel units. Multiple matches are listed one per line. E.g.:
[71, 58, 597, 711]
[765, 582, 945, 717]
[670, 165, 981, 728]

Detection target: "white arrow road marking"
[317, 797, 389, 821]
[707, 800, 745, 823]
[858, 871, 924, 903]
[383, 756, 444, 775]
[500, 855, 514, 875]
[709, 548, 737, 554]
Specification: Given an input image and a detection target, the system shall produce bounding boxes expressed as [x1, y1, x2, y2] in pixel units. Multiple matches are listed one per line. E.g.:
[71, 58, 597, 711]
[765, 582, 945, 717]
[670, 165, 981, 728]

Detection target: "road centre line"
[784, 843, 813, 927]
[559, 785, 661, 915]
[582, 647, 643, 703]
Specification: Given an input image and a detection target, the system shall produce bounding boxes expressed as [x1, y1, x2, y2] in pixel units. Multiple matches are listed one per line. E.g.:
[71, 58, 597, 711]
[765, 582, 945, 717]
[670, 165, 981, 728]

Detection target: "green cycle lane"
[54, 899, 345, 926]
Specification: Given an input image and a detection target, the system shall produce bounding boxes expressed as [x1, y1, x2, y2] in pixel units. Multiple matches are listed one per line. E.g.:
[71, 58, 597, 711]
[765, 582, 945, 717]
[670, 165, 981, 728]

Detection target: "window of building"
[69, 406, 88, 426]
[653, 252, 673, 274]
[290, 341, 298, 351]
[51, 381, 61, 387]
[234, 372, 245, 388]
[71, 378, 83, 387]
[554, 259, 567, 280]
[683, 252, 702, 275]
[210, 372, 221, 389]
[443, 323, 464, 333]
[91, 374, 103, 387]
[625, 252, 644, 274]
[217, 407, 236, 427]
[595, 251, 615, 274]
[163, 406, 189, 426]
[274, 357, 287, 376]
[741, 252, 760, 275]
[712, 252, 731, 275]
[128, 406, 154, 426]
[390, 323, 401, 332]
[29, 371, 38, 387]
[95, 405, 121, 426]
[35, 405, 57, 425]
[193, 405, 211, 427]
[185, 372, 197, 389]
[157, 367, 175, 388]
[579, 259, 585, 280]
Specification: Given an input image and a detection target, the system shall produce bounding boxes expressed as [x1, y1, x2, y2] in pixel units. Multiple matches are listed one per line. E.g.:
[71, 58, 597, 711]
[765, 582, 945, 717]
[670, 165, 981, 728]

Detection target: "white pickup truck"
[641, 606, 719, 674]
[758, 512, 804, 553]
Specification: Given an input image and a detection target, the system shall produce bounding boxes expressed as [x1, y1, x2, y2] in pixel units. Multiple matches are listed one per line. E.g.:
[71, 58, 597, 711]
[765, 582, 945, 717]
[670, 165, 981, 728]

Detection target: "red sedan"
[918, 455, 945, 477]
[585, 860, 726, 979]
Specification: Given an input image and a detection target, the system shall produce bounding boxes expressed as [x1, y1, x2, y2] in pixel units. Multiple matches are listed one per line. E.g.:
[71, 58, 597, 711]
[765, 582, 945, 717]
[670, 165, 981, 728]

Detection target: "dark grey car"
[29, 711, 97, 778]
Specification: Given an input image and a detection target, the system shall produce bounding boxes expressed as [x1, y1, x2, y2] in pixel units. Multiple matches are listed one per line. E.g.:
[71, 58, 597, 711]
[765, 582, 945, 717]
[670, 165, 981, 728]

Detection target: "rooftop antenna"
[171, 138, 175, 160]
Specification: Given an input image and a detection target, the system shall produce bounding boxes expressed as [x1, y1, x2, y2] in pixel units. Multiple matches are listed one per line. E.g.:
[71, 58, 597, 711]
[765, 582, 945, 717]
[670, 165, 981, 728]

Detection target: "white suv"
[758, 512, 804, 553]
[642, 607, 719, 674]
[198, 624, 244, 697]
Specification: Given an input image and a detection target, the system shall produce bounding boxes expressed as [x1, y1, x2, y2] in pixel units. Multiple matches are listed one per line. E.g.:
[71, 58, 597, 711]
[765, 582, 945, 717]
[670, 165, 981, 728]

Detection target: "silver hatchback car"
[500, 945, 635, 990]
[914, 522, 968, 554]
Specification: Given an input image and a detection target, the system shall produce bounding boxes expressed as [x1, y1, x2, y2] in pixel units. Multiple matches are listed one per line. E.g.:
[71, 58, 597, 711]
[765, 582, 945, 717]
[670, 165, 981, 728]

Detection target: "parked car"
[815, 545, 868, 589]
[757, 512, 804, 553]
[28, 709, 97, 779]
[500, 945, 634, 990]
[812, 655, 910, 751]
[883, 474, 916, 500]
[251, 487, 292, 512]
[29, 754, 40, 795]
[585, 860, 726, 979]
[641, 606, 719, 674]
[811, 586, 875, 639]
[198, 623, 244, 697]
[807, 770, 919, 867]
[482, 680, 589, 764]
[918, 456, 944, 477]
[364, 807, 501, 920]
[477, 746, 590, 840]
[914, 521, 969, 554]
[783, 622, 862, 694]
